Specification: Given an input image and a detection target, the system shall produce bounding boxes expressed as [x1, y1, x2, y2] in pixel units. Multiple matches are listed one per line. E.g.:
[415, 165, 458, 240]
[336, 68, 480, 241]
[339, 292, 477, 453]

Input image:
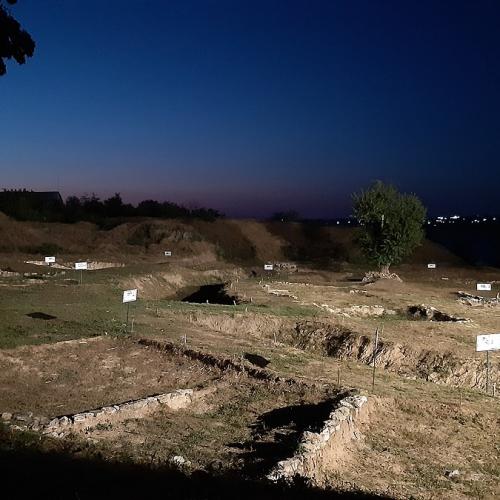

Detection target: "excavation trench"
[231, 396, 341, 477]
[137, 338, 315, 389]
[133, 339, 366, 482]
[292, 323, 497, 390]
[188, 314, 498, 391]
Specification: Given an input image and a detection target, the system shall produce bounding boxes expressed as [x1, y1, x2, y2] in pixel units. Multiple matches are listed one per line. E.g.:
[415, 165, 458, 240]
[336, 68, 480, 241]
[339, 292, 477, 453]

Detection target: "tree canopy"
[352, 181, 426, 273]
[0, 0, 35, 76]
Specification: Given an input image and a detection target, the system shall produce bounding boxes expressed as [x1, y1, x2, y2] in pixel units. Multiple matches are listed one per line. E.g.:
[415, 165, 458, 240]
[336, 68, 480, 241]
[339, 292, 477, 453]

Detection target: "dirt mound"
[236, 220, 286, 262]
[411, 239, 465, 265]
[0, 215, 466, 269]
[263, 222, 353, 267]
[187, 312, 293, 342]
[0, 217, 97, 254]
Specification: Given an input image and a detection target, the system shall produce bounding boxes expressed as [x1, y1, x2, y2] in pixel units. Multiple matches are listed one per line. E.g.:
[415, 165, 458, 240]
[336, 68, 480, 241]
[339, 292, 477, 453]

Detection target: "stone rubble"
[407, 304, 470, 322]
[170, 455, 191, 467]
[2, 388, 194, 438]
[263, 285, 299, 300]
[362, 271, 402, 283]
[444, 469, 460, 480]
[312, 303, 396, 318]
[24, 260, 124, 270]
[267, 394, 368, 482]
[457, 291, 500, 307]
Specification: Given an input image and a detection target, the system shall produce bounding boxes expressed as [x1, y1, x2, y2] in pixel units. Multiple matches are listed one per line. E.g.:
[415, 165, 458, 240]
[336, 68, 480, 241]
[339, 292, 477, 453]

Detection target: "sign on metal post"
[122, 289, 138, 327]
[476, 333, 500, 395]
[45, 256, 55, 265]
[427, 263, 436, 269]
[476, 334, 500, 352]
[477, 283, 492, 292]
[75, 262, 88, 284]
[164, 251, 172, 257]
[123, 289, 138, 303]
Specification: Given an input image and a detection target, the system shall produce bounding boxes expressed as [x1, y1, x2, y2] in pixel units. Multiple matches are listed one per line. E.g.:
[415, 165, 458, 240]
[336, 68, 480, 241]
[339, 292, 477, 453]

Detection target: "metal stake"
[486, 350, 490, 395]
[372, 327, 379, 392]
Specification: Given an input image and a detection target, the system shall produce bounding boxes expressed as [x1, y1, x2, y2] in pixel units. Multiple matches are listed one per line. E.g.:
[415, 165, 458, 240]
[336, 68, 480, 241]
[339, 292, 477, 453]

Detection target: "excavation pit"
[231, 398, 339, 476]
[407, 305, 469, 322]
[181, 283, 240, 305]
[26, 312, 57, 320]
[0, 335, 346, 479]
[43, 375, 342, 477]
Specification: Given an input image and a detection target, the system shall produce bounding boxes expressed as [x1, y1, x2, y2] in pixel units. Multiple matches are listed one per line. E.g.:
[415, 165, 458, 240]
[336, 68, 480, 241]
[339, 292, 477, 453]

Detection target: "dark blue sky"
[1, 0, 499, 217]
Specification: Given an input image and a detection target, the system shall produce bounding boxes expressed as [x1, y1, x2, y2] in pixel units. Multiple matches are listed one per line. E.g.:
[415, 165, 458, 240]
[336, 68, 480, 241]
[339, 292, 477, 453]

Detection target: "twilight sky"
[1, 0, 499, 217]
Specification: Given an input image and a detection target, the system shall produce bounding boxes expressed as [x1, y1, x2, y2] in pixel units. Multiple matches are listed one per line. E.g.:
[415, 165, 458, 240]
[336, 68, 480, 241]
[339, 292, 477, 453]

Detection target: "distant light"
[493, 217, 497, 221]
[336, 221, 340, 225]
[483, 218, 487, 222]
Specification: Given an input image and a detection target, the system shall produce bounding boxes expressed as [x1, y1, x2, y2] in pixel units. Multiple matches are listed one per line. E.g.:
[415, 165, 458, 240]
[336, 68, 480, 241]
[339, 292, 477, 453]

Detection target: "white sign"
[264, 264, 274, 271]
[164, 251, 172, 256]
[45, 256, 56, 264]
[122, 289, 138, 303]
[476, 334, 500, 352]
[427, 263, 436, 269]
[75, 262, 88, 270]
[477, 283, 492, 291]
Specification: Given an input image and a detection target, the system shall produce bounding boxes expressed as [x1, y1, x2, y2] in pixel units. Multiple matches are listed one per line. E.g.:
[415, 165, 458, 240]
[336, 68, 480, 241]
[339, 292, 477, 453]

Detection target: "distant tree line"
[270, 210, 301, 222]
[0, 190, 222, 224]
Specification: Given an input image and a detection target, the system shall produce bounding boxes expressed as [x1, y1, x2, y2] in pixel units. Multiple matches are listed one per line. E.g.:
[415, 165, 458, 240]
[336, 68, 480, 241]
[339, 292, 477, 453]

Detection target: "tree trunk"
[380, 264, 390, 275]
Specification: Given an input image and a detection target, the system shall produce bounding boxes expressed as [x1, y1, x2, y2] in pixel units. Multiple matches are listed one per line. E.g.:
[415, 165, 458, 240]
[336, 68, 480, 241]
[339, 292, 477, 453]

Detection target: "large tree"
[0, 0, 35, 76]
[352, 181, 426, 274]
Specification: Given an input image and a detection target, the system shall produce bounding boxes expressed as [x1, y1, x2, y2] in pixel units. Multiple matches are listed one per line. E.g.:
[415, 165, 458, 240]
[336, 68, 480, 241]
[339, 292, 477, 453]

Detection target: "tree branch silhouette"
[0, 0, 35, 76]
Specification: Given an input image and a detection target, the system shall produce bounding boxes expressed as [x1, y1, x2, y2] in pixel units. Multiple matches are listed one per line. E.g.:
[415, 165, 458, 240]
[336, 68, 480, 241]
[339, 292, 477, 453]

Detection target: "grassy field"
[0, 253, 499, 499]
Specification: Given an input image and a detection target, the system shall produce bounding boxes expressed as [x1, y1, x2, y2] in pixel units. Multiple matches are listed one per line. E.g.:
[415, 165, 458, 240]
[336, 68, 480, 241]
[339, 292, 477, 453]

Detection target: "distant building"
[0, 189, 64, 219]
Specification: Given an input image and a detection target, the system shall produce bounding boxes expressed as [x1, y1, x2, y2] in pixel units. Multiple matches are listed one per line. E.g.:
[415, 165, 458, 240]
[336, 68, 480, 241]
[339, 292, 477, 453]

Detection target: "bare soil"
[0, 337, 220, 416]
